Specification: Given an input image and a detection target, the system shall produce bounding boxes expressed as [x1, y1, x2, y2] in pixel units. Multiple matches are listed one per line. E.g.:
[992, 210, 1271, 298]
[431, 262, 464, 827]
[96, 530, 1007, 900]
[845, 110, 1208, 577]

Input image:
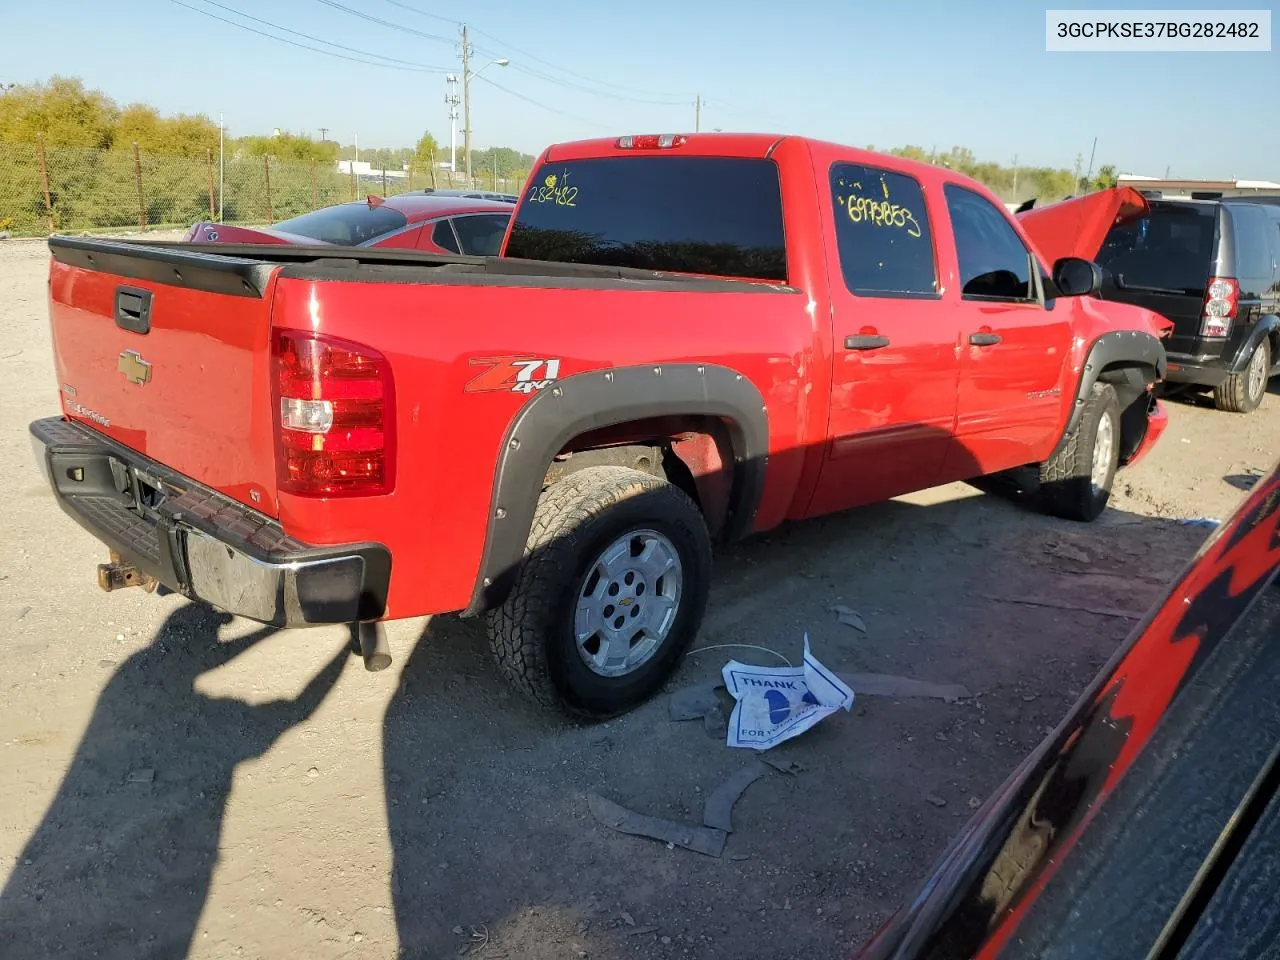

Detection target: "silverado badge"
[117, 349, 152, 386]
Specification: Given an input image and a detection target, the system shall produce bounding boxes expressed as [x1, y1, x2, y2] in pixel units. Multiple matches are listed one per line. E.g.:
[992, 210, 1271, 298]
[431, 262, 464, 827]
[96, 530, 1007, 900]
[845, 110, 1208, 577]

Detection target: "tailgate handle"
[114, 286, 152, 334]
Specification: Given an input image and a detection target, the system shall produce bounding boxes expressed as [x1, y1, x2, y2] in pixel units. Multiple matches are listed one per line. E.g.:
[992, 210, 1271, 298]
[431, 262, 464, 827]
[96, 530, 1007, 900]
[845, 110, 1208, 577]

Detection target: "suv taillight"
[271, 329, 396, 496]
[1201, 276, 1239, 338]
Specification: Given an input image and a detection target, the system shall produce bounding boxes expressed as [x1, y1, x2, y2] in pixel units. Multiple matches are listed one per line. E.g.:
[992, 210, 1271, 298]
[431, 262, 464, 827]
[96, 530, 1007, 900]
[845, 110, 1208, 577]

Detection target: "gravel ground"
[0, 235, 1276, 960]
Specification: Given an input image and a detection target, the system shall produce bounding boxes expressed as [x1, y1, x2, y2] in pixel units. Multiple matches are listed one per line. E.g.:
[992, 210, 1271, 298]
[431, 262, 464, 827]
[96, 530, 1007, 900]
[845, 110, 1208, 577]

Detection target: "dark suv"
[1094, 196, 1280, 413]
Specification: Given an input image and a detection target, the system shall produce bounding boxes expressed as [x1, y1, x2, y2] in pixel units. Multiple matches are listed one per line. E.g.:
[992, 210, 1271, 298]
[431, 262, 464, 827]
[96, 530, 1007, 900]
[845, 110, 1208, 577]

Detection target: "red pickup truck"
[30, 133, 1171, 717]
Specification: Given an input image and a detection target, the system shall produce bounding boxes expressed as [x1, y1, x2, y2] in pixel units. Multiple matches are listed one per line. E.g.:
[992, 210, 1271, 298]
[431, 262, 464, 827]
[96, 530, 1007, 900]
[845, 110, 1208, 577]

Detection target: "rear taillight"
[271, 329, 396, 497]
[1201, 276, 1238, 338]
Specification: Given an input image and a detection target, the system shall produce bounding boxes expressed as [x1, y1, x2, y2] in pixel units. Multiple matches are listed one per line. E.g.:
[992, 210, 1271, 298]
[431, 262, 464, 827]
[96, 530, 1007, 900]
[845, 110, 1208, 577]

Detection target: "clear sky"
[4, 0, 1277, 178]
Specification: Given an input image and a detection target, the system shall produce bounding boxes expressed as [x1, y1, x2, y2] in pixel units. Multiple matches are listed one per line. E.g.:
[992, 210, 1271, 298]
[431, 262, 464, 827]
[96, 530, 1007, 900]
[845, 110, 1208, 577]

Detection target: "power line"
[484, 54, 690, 107]
[473, 75, 612, 132]
[375, 0, 688, 100]
[470, 24, 687, 99]
[468, 24, 687, 100]
[379, 0, 456, 27]
[188, 0, 448, 71]
[165, 0, 445, 72]
[312, 0, 456, 46]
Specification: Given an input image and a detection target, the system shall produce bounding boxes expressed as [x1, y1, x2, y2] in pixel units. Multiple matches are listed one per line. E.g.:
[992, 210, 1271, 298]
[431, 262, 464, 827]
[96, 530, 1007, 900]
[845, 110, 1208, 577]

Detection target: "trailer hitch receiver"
[97, 551, 158, 593]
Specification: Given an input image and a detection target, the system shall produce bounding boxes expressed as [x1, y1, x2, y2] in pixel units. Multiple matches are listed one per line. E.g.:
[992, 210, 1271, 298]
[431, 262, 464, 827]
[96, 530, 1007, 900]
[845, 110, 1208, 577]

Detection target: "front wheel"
[1214, 338, 1270, 414]
[484, 466, 711, 718]
[1037, 382, 1121, 522]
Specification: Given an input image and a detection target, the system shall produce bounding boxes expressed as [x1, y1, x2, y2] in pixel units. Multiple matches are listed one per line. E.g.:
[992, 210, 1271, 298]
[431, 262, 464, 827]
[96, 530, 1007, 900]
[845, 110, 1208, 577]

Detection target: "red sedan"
[181, 193, 514, 256]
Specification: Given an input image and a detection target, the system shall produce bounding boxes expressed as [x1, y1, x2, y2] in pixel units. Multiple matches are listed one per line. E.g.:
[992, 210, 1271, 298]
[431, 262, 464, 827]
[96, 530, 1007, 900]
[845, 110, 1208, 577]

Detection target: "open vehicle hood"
[1016, 186, 1149, 263]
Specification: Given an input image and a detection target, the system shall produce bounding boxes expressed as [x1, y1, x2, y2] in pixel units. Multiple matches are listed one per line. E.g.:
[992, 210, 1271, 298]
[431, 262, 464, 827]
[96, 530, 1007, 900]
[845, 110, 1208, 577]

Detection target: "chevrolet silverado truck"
[30, 133, 1172, 718]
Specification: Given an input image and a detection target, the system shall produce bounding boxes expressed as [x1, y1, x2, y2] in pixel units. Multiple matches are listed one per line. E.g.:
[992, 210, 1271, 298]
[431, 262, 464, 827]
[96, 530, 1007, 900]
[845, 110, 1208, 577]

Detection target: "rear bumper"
[1164, 350, 1229, 387]
[30, 416, 390, 628]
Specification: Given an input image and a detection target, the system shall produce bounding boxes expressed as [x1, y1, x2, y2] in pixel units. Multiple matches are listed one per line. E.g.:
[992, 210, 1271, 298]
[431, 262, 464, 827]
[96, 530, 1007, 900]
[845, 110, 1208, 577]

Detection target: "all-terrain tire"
[1213, 338, 1270, 414]
[484, 466, 711, 719]
[1037, 382, 1121, 522]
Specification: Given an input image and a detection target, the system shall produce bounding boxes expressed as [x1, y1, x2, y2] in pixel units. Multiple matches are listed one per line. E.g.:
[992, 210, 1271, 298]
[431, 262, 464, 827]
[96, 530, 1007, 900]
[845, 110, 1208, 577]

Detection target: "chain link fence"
[0, 140, 525, 238]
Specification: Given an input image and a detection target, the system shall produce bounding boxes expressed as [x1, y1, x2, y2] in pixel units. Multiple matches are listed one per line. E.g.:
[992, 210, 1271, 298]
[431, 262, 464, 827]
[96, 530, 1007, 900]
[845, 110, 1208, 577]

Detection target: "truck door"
[806, 160, 966, 517]
[941, 183, 1074, 476]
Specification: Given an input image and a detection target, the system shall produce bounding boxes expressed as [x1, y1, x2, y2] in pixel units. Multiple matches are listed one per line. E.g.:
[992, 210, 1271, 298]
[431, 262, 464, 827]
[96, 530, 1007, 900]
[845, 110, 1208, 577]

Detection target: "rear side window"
[505, 156, 787, 281]
[944, 184, 1035, 301]
[432, 219, 460, 253]
[273, 203, 408, 246]
[453, 213, 510, 256]
[1095, 204, 1217, 294]
[1228, 205, 1277, 283]
[830, 163, 937, 296]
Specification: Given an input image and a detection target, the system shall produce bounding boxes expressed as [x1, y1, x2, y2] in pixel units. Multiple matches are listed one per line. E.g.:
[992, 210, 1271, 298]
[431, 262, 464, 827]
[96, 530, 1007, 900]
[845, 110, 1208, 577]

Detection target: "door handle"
[845, 334, 890, 350]
[968, 332, 1002, 346]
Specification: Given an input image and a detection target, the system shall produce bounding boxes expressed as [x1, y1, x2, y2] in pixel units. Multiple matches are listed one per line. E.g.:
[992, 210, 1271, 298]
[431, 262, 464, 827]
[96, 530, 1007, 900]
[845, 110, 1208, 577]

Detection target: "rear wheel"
[1214, 338, 1270, 414]
[1037, 382, 1120, 522]
[484, 466, 711, 718]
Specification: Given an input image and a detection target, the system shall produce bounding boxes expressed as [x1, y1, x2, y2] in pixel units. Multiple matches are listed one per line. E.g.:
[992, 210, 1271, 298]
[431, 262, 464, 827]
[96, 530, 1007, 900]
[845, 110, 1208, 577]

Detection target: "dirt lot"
[0, 235, 1276, 960]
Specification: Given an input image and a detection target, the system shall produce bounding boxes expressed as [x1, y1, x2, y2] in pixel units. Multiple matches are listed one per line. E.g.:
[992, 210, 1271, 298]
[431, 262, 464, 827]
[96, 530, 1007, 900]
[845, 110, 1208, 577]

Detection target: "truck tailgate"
[47, 237, 282, 516]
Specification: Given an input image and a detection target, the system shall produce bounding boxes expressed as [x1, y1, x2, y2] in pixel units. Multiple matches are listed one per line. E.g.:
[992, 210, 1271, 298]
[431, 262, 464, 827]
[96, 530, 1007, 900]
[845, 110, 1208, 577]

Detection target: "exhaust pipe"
[356, 621, 392, 672]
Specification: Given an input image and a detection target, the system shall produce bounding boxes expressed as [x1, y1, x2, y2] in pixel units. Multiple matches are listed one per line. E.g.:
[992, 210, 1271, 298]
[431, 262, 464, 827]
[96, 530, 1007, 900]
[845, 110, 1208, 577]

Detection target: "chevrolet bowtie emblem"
[117, 349, 152, 386]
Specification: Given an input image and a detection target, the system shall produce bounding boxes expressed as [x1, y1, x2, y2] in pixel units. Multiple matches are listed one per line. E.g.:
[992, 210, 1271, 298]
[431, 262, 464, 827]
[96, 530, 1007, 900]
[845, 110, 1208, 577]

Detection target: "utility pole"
[1084, 136, 1097, 188]
[319, 126, 328, 142]
[1011, 153, 1019, 200]
[218, 112, 224, 222]
[462, 24, 472, 184]
[445, 74, 460, 172]
[695, 95, 701, 132]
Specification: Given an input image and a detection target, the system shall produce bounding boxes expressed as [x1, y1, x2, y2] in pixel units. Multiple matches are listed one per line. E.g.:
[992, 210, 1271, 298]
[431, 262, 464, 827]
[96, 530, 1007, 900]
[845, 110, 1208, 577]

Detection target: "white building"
[336, 159, 409, 179]
[1117, 174, 1280, 199]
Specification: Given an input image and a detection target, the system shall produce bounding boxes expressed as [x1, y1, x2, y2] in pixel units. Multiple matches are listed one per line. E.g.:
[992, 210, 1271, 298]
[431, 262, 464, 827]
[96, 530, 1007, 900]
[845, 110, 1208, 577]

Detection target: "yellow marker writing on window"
[845, 193, 922, 238]
[527, 170, 578, 207]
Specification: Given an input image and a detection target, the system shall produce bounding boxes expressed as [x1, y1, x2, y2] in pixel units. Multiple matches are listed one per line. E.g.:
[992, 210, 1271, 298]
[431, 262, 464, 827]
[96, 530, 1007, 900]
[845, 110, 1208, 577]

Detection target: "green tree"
[239, 132, 337, 163]
[0, 76, 117, 147]
[413, 131, 441, 169]
[1092, 164, 1119, 190]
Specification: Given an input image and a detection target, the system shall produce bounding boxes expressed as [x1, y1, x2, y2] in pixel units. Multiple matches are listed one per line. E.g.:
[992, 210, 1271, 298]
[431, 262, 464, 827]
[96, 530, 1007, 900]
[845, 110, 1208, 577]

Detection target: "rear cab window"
[504, 156, 787, 282]
[829, 162, 937, 296]
[273, 203, 408, 246]
[1095, 203, 1218, 295]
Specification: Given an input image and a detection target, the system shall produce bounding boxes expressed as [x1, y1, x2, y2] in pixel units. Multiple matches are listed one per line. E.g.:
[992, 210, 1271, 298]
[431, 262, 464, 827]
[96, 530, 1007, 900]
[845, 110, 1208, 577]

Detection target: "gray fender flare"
[1049, 330, 1167, 460]
[464, 363, 769, 615]
[1228, 314, 1280, 372]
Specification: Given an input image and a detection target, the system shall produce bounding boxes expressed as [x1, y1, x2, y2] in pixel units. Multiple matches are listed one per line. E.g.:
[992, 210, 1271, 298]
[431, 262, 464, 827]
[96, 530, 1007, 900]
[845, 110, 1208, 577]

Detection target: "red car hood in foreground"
[1017, 186, 1150, 263]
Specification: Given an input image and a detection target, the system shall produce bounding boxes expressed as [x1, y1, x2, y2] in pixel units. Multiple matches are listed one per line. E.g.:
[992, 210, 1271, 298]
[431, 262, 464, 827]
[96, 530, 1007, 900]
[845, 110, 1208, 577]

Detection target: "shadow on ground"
[381, 488, 1210, 960]
[0, 605, 348, 960]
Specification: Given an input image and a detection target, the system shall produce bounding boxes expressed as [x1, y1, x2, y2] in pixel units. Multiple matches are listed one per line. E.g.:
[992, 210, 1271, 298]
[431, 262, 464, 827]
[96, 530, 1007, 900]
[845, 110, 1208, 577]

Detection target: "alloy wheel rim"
[573, 529, 683, 678]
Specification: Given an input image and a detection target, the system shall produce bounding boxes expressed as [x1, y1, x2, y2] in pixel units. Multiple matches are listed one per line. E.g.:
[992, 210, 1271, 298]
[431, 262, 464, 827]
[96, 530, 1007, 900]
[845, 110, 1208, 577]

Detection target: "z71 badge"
[465, 357, 562, 395]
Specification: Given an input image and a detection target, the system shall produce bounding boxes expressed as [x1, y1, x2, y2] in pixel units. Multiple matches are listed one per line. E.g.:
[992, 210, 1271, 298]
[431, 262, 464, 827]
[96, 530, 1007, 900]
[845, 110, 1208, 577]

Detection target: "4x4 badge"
[118, 349, 152, 386]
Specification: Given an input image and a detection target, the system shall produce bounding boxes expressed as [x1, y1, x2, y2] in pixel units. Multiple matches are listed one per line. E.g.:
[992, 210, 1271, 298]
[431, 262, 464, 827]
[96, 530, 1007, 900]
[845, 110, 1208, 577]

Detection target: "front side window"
[830, 162, 937, 296]
[944, 184, 1035, 301]
[505, 156, 787, 282]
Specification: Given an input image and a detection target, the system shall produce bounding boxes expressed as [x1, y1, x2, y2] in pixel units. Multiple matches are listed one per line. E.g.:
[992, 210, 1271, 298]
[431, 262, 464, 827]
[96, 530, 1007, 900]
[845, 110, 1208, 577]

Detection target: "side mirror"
[1051, 256, 1103, 298]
